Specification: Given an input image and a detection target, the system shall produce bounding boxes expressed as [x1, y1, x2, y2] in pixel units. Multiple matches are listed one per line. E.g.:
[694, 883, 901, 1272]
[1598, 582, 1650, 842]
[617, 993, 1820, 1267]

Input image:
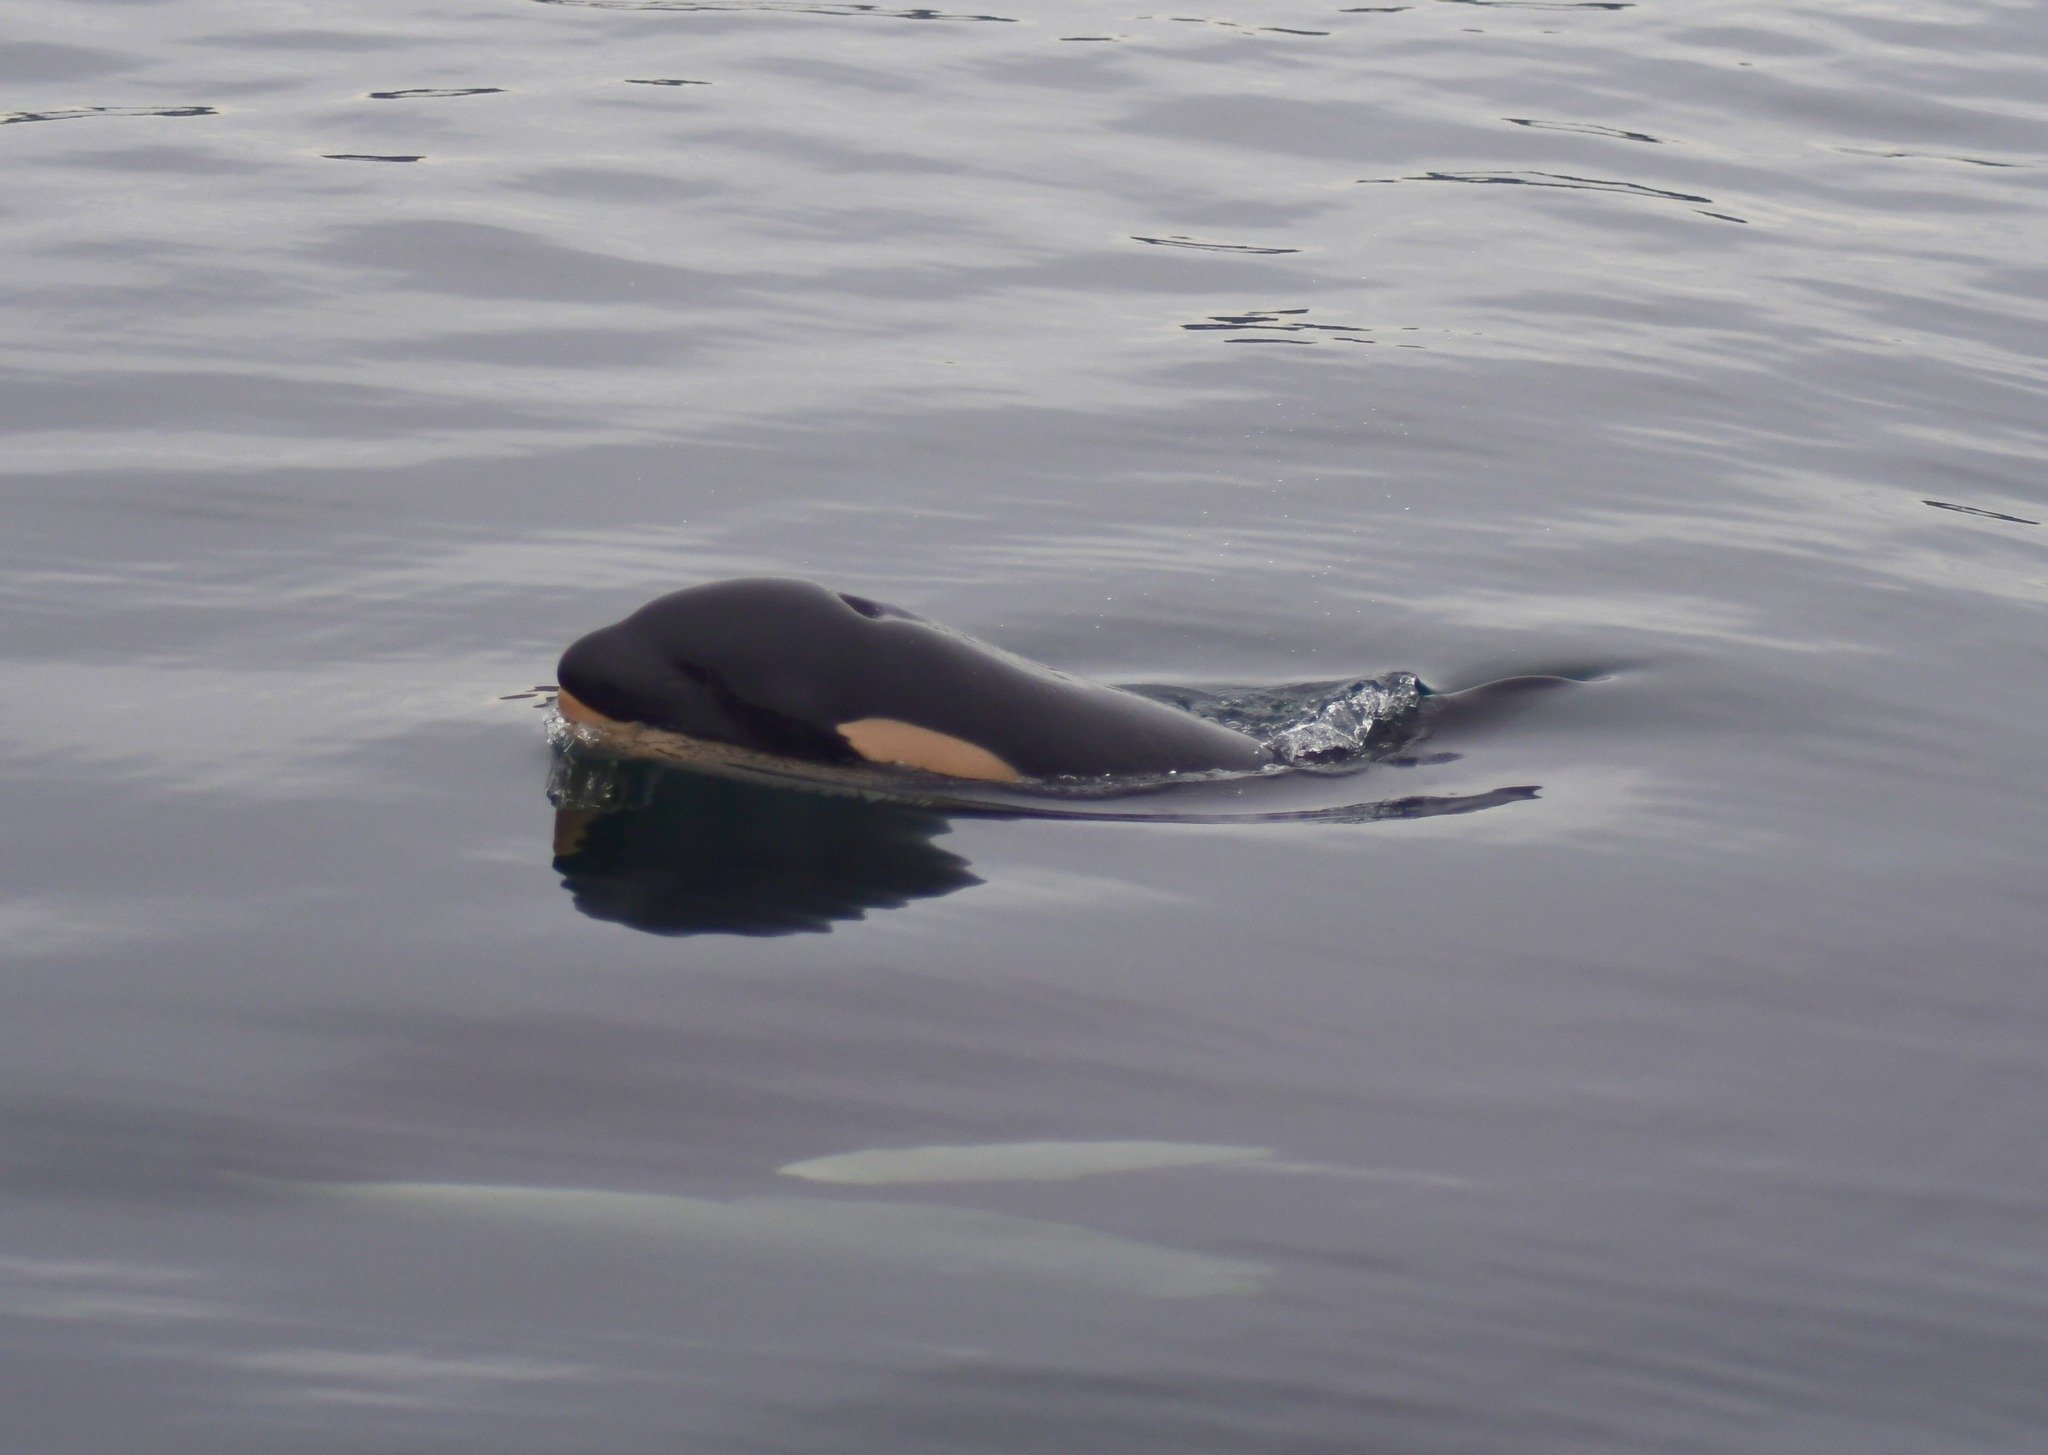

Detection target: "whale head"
[554, 578, 911, 762]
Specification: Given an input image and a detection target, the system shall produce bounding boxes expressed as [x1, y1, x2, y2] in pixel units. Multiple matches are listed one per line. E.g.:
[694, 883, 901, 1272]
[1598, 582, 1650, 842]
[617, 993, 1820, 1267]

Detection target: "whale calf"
[555, 577, 1270, 783]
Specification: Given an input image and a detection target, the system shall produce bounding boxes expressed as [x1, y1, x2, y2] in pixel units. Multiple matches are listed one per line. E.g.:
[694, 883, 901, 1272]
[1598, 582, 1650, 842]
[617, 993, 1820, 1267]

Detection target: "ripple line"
[1438, 0, 1631, 9]
[531, 0, 1017, 18]
[0, 105, 216, 126]
[1148, 15, 1332, 34]
[1182, 308, 1387, 344]
[1925, 500, 2039, 526]
[367, 87, 506, 99]
[1133, 235, 1302, 255]
[1505, 117, 1662, 144]
[1362, 169, 1743, 222]
[1840, 146, 2028, 170]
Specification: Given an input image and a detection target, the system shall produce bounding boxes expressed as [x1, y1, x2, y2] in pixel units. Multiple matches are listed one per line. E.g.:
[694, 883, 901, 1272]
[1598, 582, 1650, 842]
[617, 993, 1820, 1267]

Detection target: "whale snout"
[555, 624, 746, 746]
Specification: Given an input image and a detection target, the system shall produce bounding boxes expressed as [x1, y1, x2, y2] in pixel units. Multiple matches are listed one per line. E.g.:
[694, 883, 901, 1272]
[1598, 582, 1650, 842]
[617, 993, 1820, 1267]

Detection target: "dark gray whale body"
[555, 578, 1270, 782]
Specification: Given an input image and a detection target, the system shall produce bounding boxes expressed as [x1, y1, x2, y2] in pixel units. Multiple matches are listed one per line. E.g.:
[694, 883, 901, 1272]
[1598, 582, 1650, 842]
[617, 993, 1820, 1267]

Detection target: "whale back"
[556, 578, 1268, 781]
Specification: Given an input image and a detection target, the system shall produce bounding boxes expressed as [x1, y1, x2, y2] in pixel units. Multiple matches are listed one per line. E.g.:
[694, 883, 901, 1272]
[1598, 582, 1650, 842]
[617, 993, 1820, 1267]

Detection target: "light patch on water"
[231, 1346, 595, 1413]
[779, 1140, 1273, 1184]
[234, 1348, 589, 1384]
[0, 424, 669, 477]
[1403, 586, 1856, 654]
[0, 1256, 198, 1283]
[2, 1288, 231, 1323]
[0, 895, 231, 958]
[779, 1142, 1474, 1191]
[0, 1255, 228, 1324]
[314, 1181, 1266, 1299]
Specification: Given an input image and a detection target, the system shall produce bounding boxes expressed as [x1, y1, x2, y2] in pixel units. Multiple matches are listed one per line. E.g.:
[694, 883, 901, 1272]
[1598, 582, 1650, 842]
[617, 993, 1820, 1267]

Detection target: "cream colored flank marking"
[836, 718, 1021, 782]
[551, 690, 1018, 791]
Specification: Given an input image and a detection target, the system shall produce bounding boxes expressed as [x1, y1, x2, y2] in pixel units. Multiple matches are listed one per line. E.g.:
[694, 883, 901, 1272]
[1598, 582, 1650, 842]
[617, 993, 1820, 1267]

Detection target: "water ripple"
[1923, 499, 2039, 526]
[1505, 117, 1665, 144]
[1142, 15, 1333, 38]
[366, 87, 506, 100]
[1181, 308, 1394, 344]
[1, 105, 216, 126]
[530, 0, 1017, 18]
[1133, 235, 1301, 255]
[1840, 147, 2032, 170]
[1438, 0, 1632, 9]
[1362, 169, 1745, 222]
[1143, 674, 1428, 768]
[7, 0, 2048, 1441]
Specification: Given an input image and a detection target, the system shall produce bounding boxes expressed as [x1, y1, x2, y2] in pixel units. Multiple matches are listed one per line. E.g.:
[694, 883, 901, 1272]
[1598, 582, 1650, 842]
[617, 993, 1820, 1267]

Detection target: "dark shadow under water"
[553, 765, 983, 936]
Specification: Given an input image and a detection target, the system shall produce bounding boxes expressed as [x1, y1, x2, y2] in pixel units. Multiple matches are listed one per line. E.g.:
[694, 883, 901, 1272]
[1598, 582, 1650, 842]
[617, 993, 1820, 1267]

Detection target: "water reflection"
[550, 760, 981, 937]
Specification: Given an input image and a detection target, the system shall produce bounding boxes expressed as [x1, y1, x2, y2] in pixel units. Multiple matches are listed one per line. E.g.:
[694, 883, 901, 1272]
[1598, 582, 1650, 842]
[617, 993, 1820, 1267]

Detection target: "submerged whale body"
[555, 577, 1270, 782]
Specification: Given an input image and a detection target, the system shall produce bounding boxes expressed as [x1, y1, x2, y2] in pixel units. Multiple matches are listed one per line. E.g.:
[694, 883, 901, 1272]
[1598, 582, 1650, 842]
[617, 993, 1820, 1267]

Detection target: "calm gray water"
[4, 0, 2046, 1449]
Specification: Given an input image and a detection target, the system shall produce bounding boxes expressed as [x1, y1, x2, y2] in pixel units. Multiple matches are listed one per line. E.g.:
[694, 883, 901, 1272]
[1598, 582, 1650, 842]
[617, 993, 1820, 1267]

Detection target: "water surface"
[3, 0, 2045, 1450]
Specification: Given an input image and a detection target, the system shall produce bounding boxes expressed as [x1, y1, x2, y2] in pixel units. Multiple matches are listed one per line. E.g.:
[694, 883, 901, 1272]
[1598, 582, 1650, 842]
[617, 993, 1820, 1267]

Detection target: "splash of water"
[546, 724, 655, 812]
[1127, 673, 1427, 770]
